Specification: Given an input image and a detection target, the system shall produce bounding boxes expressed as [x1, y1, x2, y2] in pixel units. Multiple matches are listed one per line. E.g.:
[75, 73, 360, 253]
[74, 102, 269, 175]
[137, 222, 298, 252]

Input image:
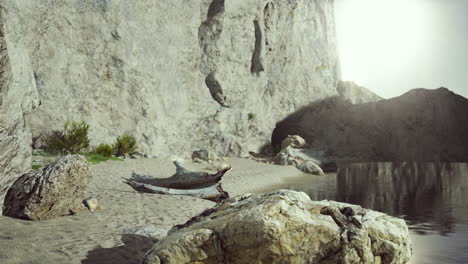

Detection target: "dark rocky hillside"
[272, 87, 468, 162]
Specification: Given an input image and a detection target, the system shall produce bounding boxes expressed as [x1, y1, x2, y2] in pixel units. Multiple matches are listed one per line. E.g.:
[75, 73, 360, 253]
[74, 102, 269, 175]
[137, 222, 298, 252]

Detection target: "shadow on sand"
[81, 234, 156, 264]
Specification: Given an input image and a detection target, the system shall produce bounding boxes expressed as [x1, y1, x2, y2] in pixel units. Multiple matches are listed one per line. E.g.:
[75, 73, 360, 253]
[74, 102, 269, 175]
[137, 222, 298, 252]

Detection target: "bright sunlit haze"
[335, 0, 468, 99]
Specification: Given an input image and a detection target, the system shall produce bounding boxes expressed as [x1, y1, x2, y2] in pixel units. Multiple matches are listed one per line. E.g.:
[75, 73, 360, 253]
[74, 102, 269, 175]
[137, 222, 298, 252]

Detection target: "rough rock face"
[123, 225, 169, 242]
[13, 0, 340, 157]
[143, 190, 412, 264]
[297, 160, 324, 175]
[276, 135, 324, 175]
[83, 197, 99, 212]
[337, 81, 382, 104]
[2, 155, 92, 220]
[0, 1, 39, 210]
[192, 149, 220, 164]
[272, 88, 468, 162]
[280, 134, 307, 150]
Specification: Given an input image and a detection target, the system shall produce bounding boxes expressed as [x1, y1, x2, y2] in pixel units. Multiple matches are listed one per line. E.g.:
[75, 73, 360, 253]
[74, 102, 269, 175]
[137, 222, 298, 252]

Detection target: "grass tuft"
[80, 153, 123, 164]
[32, 165, 43, 170]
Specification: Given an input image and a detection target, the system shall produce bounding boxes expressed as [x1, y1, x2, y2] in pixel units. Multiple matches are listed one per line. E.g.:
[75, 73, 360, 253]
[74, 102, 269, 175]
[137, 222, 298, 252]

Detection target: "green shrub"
[81, 153, 122, 164]
[113, 134, 137, 156]
[32, 164, 42, 170]
[247, 112, 256, 121]
[47, 120, 90, 154]
[94, 144, 114, 157]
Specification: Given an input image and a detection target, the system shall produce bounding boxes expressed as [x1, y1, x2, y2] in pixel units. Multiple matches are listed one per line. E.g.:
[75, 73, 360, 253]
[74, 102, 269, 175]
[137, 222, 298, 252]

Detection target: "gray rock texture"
[272, 88, 468, 162]
[192, 149, 220, 164]
[123, 224, 169, 242]
[2, 155, 92, 220]
[13, 0, 340, 157]
[143, 190, 412, 264]
[297, 160, 324, 175]
[276, 135, 324, 175]
[83, 197, 99, 212]
[0, 1, 39, 210]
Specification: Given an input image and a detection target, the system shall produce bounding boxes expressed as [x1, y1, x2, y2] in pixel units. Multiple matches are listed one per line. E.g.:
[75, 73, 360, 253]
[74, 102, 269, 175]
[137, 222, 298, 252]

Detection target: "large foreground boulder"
[2, 155, 92, 220]
[143, 190, 412, 264]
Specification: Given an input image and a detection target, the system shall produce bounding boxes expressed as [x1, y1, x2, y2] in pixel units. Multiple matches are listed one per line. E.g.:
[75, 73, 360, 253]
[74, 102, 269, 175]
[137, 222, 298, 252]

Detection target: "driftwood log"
[125, 161, 230, 202]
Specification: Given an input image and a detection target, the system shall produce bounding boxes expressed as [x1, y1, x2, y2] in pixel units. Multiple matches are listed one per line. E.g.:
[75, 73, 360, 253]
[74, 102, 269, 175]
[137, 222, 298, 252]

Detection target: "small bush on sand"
[94, 144, 114, 157]
[113, 134, 137, 156]
[47, 120, 90, 154]
[81, 153, 122, 164]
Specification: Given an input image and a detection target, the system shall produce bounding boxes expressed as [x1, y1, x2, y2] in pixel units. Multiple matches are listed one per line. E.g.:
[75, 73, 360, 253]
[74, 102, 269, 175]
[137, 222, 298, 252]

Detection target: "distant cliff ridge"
[11, 0, 341, 157]
[337, 80, 382, 104]
[272, 88, 468, 162]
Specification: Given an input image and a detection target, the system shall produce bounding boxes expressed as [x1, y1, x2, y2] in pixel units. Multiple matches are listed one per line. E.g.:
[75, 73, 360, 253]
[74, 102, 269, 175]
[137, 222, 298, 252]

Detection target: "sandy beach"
[0, 158, 310, 264]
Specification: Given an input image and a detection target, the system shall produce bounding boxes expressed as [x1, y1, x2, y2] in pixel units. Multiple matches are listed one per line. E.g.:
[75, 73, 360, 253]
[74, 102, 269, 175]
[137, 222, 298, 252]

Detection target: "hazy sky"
[334, 0, 468, 99]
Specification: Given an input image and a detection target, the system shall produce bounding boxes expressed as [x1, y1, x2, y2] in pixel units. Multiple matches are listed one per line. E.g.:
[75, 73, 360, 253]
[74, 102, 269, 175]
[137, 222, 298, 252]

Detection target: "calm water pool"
[282, 162, 468, 264]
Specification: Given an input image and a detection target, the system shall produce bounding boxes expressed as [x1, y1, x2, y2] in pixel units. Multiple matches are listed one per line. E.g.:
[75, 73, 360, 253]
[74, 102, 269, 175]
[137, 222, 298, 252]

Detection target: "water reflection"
[337, 163, 468, 235]
[280, 162, 468, 264]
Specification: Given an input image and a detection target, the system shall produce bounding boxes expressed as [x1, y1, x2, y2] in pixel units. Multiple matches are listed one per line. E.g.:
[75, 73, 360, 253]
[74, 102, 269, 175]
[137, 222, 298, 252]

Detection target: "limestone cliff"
[18, 0, 341, 157]
[0, 1, 39, 207]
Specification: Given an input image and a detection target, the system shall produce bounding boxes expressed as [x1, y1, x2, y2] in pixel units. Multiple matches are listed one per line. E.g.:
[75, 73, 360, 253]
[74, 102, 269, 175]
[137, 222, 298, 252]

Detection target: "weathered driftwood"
[125, 181, 229, 202]
[129, 161, 231, 189]
[320, 206, 366, 229]
[125, 161, 230, 202]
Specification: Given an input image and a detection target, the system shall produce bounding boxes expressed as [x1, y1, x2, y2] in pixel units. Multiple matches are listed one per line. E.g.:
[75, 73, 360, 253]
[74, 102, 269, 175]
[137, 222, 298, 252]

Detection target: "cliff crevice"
[8, 0, 340, 157]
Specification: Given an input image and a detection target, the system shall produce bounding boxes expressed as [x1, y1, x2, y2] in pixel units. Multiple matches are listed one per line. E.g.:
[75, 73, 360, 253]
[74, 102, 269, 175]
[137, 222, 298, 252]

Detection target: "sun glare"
[335, 0, 434, 97]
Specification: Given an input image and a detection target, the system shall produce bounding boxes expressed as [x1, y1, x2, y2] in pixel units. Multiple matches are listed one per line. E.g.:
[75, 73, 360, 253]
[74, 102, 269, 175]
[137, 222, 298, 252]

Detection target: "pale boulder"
[143, 190, 412, 264]
[123, 224, 169, 242]
[281, 135, 308, 149]
[2, 155, 93, 220]
[297, 160, 324, 175]
[83, 197, 100, 212]
[276, 136, 324, 175]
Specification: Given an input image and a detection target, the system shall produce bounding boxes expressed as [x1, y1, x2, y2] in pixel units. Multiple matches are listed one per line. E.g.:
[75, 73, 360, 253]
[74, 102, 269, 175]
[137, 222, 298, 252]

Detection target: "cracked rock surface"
[0, 1, 39, 210]
[3, 155, 93, 220]
[142, 190, 412, 264]
[9, 0, 340, 157]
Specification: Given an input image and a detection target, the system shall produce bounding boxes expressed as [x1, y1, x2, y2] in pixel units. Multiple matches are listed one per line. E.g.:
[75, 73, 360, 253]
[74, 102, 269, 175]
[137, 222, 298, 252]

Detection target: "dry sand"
[0, 157, 311, 264]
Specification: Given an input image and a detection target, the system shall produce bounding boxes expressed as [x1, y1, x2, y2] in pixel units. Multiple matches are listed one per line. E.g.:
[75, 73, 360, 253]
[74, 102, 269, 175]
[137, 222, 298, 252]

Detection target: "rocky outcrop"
[297, 160, 324, 175]
[11, 0, 340, 157]
[192, 149, 220, 164]
[337, 81, 382, 104]
[272, 88, 468, 162]
[123, 225, 169, 242]
[276, 135, 324, 175]
[143, 190, 412, 264]
[0, 1, 39, 211]
[2, 155, 92, 220]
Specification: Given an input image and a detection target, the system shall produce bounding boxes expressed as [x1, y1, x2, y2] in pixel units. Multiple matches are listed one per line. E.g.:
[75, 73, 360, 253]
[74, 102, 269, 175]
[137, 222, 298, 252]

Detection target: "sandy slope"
[0, 158, 307, 264]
